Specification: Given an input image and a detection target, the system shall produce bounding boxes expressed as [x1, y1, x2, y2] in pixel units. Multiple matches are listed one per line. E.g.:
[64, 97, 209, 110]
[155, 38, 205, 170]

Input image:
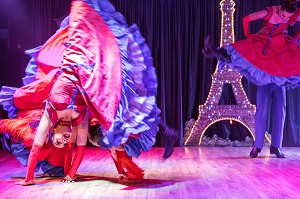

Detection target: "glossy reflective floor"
[0, 146, 300, 199]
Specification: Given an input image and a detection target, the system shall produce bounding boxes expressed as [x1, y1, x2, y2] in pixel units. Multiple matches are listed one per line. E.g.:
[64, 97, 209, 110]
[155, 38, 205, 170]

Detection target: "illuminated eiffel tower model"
[184, 0, 257, 145]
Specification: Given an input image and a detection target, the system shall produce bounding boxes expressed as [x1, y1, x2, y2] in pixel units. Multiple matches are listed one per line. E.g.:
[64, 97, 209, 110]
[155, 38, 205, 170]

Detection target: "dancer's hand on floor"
[61, 175, 76, 183]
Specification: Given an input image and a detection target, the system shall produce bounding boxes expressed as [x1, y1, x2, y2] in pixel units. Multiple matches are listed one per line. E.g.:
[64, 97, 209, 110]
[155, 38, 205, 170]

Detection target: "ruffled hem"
[0, 86, 18, 118]
[219, 45, 300, 89]
[83, 0, 127, 26]
[90, 1, 160, 157]
[10, 143, 30, 166]
[23, 46, 41, 85]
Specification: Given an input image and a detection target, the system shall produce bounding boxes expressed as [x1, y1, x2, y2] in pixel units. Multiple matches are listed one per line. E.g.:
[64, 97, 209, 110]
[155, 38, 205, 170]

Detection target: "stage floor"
[0, 146, 300, 199]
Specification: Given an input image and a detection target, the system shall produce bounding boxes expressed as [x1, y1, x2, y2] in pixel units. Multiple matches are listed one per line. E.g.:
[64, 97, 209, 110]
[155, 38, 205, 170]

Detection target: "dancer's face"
[52, 126, 72, 148]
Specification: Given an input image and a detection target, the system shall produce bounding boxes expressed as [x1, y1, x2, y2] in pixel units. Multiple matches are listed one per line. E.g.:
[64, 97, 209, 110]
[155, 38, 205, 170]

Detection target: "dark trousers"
[254, 84, 286, 149]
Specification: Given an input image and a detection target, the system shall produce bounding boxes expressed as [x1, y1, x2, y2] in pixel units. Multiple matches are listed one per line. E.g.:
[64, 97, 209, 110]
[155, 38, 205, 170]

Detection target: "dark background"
[1, 0, 300, 147]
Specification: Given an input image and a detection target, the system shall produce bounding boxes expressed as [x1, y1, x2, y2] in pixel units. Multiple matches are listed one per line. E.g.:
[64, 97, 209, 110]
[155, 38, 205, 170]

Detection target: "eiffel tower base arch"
[184, 109, 255, 146]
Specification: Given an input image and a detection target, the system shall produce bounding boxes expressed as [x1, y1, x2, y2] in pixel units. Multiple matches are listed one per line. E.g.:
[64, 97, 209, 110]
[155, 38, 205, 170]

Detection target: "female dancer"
[203, 0, 300, 158]
[0, 0, 178, 185]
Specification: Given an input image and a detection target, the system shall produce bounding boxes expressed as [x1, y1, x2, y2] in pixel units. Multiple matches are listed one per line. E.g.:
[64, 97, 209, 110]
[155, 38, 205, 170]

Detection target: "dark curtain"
[0, 0, 71, 87]
[29, 0, 72, 47]
[1, 0, 300, 146]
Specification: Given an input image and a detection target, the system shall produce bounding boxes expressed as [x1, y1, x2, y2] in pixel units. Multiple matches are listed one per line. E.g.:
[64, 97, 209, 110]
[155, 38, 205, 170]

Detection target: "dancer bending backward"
[202, 0, 300, 158]
[0, 0, 178, 185]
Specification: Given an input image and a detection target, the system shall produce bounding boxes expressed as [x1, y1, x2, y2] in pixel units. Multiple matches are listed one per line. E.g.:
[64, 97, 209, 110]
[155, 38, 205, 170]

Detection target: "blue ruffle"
[0, 86, 18, 118]
[0, 133, 12, 151]
[84, 1, 161, 157]
[10, 143, 30, 166]
[39, 161, 64, 177]
[83, 0, 126, 25]
[220, 45, 300, 89]
[22, 46, 41, 86]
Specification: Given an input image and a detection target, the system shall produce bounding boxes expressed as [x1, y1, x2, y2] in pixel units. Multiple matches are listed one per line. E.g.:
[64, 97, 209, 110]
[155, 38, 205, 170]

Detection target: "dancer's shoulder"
[248, 9, 270, 21]
[262, 6, 276, 21]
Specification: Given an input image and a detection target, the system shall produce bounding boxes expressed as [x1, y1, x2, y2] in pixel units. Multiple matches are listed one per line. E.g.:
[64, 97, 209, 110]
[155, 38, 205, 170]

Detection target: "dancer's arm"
[33, 111, 52, 145]
[19, 111, 52, 186]
[63, 142, 75, 177]
[243, 10, 269, 38]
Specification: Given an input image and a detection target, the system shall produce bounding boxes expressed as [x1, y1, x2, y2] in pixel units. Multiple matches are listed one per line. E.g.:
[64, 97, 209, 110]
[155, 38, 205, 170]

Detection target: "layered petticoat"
[218, 7, 300, 88]
[101, 25, 161, 158]
[84, 0, 161, 157]
[219, 44, 300, 88]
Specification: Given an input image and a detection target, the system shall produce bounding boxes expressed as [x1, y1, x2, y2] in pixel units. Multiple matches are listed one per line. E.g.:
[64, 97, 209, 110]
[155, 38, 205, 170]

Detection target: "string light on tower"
[183, 0, 268, 146]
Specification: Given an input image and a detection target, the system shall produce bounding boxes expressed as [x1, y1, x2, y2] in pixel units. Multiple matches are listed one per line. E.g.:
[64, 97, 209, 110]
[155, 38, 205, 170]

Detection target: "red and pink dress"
[220, 6, 300, 87]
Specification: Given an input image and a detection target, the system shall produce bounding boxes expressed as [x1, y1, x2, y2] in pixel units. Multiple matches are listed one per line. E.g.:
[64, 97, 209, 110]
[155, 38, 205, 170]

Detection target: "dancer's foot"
[249, 147, 261, 158]
[62, 175, 76, 183]
[270, 145, 286, 158]
[202, 35, 231, 62]
[162, 128, 179, 159]
[118, 174, 143, 184]
[118, 157, 145, 180]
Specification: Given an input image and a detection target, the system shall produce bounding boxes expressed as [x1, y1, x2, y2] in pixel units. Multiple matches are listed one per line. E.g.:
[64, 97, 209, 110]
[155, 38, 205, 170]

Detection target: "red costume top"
[45, 72, 87, 127]
[231, 6, 300, 77]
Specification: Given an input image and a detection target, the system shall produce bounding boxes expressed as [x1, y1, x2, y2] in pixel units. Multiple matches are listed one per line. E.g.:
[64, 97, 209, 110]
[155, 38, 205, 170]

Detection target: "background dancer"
[202, 0, 300, 158]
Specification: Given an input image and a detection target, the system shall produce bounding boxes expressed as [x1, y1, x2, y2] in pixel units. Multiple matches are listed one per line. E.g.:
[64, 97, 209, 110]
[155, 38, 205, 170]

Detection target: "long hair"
[281, 0, 297, 13]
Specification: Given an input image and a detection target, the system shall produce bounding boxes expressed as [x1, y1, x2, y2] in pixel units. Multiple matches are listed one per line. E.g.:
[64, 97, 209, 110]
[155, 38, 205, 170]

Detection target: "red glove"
[243, 15, 251, 39]
[20, 144, 42, 185]
[64, 142, 75, 176]
[65, 145, 86, 180]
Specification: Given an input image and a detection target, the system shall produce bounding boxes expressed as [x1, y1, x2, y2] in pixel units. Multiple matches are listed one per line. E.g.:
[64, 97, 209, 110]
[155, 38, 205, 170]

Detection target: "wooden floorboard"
[0, 146, 300, 199]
